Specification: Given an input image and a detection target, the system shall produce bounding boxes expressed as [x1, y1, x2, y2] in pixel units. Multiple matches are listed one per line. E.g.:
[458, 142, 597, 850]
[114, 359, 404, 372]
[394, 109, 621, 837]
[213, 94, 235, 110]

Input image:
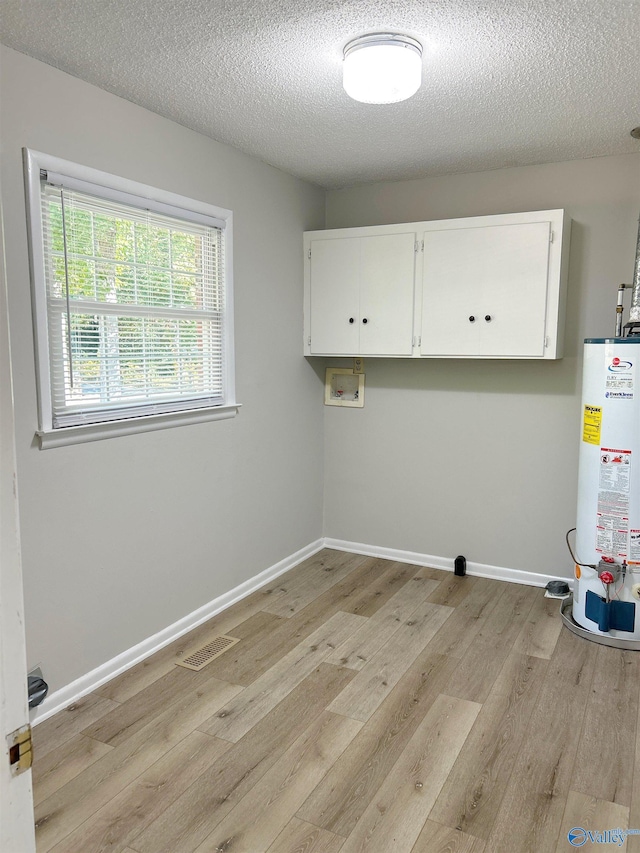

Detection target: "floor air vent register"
[175, 635, 241, 671]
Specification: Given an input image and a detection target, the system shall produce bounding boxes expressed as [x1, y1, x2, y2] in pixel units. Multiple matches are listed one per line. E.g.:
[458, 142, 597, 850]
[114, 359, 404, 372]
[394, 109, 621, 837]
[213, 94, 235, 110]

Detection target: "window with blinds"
[25, 150, 236, 440]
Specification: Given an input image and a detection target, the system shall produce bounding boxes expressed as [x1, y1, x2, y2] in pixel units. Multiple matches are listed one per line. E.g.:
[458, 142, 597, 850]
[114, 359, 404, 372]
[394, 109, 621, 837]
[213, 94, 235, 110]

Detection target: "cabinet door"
[309, 237, 360, 355]
[420, 229, 481, 356]
[360, 233, 416, 355]
[421, 221, 551, 357]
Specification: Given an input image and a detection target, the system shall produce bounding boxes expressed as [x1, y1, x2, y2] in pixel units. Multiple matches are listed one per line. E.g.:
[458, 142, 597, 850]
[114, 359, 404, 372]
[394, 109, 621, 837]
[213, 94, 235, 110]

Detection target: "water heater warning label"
[630, 530, 640, 564]
[596, 448, 632, 558]
[599, 448, 631, 495]
[582, 405, 602, 445]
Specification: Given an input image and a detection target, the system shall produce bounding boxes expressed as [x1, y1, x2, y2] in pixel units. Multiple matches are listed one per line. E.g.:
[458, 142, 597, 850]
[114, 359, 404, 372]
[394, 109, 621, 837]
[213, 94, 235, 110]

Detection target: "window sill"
[36, 403, 241, 449]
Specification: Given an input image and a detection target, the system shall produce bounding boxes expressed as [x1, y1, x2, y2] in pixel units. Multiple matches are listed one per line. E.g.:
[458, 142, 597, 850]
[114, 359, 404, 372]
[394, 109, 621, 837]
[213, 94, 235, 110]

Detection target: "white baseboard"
[323, 537, 574, 590]
[31, 538, 325, 725]
[32, 535, 572, 725]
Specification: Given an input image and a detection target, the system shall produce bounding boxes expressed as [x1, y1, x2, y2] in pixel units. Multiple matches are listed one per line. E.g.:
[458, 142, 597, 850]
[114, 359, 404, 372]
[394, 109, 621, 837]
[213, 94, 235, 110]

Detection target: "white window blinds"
[39, 179, 227, 428]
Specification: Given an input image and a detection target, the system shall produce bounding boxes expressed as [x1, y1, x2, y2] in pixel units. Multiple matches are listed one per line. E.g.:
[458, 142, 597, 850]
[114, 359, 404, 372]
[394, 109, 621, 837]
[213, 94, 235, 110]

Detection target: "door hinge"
[7, 724, 33, 776]
[545, 335, 550, 348]
[307, 335, 311, 347]
[414, 240, 424, 253]
[549, 231, 554, 243]
[413, 336, 422, 348]
[307, 248, 311, 259]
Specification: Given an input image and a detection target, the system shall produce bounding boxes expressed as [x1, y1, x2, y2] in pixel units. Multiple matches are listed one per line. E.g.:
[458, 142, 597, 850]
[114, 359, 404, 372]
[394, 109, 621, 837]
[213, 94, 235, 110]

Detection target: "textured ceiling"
[1, 0, 639, 189]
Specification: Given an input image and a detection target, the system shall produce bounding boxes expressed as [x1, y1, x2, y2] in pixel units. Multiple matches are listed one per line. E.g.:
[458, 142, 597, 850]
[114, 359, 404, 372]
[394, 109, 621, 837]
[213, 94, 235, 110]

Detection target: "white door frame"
[0, 174, 36, 852]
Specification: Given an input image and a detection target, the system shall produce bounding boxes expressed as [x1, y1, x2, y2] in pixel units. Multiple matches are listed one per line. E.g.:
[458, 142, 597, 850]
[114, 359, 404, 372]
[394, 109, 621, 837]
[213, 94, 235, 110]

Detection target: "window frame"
[23, 149, 239, 448]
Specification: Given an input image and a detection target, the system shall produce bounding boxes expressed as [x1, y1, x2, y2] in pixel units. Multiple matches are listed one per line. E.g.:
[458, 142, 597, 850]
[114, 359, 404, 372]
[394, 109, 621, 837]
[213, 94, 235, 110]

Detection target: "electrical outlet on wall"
[353, 358, 364, 374]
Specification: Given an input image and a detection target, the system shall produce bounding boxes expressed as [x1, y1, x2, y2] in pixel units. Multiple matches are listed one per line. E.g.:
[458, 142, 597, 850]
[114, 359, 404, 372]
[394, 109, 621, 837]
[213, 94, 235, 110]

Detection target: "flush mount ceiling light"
[343, 33, 423, 104]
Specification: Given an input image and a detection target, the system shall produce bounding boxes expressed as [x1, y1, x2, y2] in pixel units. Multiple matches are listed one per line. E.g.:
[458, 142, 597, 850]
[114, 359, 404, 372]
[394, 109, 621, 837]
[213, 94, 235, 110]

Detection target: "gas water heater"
[563, 218, 640, 648]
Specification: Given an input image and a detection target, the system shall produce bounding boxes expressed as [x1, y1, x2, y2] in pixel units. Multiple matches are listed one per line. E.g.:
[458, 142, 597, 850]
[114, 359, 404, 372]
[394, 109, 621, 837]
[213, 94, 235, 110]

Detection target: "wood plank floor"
[30, 549, 640, 853]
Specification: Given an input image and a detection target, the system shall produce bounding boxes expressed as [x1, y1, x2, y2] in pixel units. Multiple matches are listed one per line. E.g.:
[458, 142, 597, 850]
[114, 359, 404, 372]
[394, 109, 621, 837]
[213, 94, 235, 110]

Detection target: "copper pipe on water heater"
[616, 283, 628, 337]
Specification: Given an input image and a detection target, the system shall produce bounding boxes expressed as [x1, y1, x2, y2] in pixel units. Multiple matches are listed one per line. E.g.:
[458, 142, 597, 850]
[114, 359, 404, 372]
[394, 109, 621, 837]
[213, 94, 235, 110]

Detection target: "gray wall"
[1, 47, 325, 692]
[3, 42, 640, 696]
[324, 154, 640, 577]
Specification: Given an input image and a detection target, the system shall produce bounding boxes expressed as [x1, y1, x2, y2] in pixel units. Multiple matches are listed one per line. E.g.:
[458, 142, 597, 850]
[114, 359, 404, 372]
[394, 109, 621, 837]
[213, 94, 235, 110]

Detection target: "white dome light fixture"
[343, 33, 423, 104]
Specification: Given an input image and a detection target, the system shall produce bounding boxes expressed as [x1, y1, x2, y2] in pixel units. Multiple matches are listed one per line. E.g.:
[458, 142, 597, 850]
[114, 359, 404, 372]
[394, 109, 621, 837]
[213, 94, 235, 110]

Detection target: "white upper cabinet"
[421, 217, 560, 357]
[304, 209, 569, 359]
[305, 231, 416, 356]
[307, 236, 361, 355]
[359, 233, 416, 355]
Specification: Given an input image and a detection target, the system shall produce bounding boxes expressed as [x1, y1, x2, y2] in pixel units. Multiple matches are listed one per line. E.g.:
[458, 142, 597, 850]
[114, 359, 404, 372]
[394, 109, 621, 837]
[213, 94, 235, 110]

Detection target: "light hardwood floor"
[30, 549, 640, 853]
